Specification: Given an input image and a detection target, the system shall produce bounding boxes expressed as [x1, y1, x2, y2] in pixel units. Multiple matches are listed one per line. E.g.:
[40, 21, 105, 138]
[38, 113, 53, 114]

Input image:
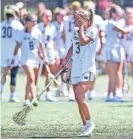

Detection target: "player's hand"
[10, 59, 14, 69]
[55, 57, 60, 66]
[75, 11, 88, 28]
[60, 59, 67, 69]
[38, 51, 44, 61]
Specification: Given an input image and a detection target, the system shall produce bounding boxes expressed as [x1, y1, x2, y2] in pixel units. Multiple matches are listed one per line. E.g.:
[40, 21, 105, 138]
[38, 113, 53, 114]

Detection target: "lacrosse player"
[11, 14, 45, 106]
[62, 1, 82, 101]
[1, 5, 24, 102]
[104, 5, 131, 102]
[52, 8, 67, 97]
[62, 9, 98, 136]
[37, 9, 60, 102]
[83, 0, 105, 100]
[121, 7, 133, 94]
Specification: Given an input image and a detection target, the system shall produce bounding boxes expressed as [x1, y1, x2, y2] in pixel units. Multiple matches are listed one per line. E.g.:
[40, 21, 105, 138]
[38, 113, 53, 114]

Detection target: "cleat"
[105, 95, 113, 102]
[23, 99, 31, 106]
[9, 97, 20, 103]
[45, 93, 58, 102]
[112, 96, 122, 102]
[79, 121, 95, 137]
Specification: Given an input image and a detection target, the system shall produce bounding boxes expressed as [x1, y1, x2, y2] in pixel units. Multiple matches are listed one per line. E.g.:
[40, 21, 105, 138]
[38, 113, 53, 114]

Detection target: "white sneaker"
[9, 97, 20, 103]
[112, 96, 122, 102]
[45, 93, 57, 102]
[79, 121, 95, 137]
[23, 99, 31, 106]
[88, 90, 96, 100]
[69, 88, 75, 101]
[116, 88, 123, 98]
[69, 93, 75, 101]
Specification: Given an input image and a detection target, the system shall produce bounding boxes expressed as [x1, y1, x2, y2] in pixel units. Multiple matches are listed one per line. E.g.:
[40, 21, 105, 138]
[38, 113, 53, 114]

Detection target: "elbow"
[80, 41, 86, 46]
[80, 38, 88, 46]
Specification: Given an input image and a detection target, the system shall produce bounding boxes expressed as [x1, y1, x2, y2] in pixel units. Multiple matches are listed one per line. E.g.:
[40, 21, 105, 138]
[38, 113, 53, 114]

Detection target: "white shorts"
[1, 57, 20, 68]
[71, 72, 95, 85]
[21, 59, 39, 69]
[105, 47, 125, 63]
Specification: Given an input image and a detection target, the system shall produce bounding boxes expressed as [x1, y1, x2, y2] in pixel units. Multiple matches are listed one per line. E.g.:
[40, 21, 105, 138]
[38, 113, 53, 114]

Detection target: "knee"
[10, 67, 18, 86]
[75, 91, 85, 105]
[27, 76, 35, 84]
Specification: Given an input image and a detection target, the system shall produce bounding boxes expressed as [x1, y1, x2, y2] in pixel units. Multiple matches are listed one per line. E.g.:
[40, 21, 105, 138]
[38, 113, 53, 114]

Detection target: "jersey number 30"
[75, 42, 80, 54]
[2, 27, 12, 38]
[29, 41, 34, 50]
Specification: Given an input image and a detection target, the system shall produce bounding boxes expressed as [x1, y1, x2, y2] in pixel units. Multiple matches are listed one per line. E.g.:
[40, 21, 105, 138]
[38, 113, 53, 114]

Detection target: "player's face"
[25, 21, 34, 28]
[126, 13, 133, 24]
[42, 12, 52, 24]
[56, 13, 64, 22]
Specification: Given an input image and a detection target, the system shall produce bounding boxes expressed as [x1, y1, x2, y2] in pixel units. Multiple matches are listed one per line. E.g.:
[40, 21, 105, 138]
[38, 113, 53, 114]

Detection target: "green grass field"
[1, 74, 133, 139]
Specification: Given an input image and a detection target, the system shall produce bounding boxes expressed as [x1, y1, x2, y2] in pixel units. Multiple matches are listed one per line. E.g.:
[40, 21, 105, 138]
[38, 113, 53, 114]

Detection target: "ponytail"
[89, 9, 94, 26]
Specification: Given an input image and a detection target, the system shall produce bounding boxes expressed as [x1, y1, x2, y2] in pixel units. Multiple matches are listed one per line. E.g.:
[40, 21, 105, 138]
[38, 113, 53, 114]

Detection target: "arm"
[39, 43, 45, 60]
[13, 42, 20, 56]
[10, 42, 20, 69]
[79, 25, 93, 46]
[114, 25, 133, 34]
[65, 44, 73, 62]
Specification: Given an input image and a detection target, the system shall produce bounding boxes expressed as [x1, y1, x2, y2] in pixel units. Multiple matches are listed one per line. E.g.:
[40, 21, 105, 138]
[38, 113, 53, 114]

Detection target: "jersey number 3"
[75, 42, 80, 54]
[29, 41, 34, 50]
[2, 27, 12, 38]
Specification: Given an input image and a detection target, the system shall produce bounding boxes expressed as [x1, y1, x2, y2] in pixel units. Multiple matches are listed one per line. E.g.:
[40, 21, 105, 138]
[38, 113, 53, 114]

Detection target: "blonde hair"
[125, 7, 133, 15]
[76, 9, 94, 25]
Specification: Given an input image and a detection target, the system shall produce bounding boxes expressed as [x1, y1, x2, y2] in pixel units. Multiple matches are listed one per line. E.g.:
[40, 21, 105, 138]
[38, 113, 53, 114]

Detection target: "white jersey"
[105, 18, 125, 50]
[52, 21, 66, 59]
[93, 14, 105, 51]
[1, 18, 24, 67]
[71, 26, 98, 78]
[64, 15, 75, 53]
[37, 23, 57, 65]
[121, 25, 133, 57]
[16, 27, 43, 67]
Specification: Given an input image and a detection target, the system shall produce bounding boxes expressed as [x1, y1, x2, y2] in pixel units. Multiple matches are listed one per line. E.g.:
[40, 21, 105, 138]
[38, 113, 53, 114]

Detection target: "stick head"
[12, 105, 33, 125]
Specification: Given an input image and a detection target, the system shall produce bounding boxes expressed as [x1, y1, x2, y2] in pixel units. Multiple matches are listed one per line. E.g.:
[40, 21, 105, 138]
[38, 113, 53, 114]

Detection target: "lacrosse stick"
[12, 59, 72, 125]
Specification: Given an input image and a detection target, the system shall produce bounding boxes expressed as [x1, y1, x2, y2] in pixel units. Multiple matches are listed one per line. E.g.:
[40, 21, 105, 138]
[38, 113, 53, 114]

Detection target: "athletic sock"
[86, 120, 93, 125]
[10, 92, 15, 99]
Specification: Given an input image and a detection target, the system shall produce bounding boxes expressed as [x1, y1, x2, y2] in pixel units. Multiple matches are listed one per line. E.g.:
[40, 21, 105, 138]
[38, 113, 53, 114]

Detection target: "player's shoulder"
[33, 26, 42, 35]
[12, 19, 24, 29]
[49, 23, 56, 30]
[95, 14, 103, 20]
[36, 22, 43, 30]
[86, 26, 98, 37]
[51, 21, 57, 26]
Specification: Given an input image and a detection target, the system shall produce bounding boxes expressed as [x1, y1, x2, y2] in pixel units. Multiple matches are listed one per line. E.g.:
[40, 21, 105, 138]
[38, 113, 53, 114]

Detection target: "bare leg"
[106, 61, 119, 96]
[74, 82, 93, 121]
[73, 85, 86, 125]
[1, 68, 10, 93]
[117, 61, 124, 88]
[23, 66, 36, 100]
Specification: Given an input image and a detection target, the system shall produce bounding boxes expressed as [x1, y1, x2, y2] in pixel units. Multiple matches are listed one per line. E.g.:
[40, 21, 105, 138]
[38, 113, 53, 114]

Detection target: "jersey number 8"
[2, 27, 12, 38]
[29, 41, 34, 50]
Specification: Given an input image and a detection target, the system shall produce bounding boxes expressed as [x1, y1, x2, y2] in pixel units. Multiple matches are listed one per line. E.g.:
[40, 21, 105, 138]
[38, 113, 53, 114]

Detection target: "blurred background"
[1, 0, 133, 20]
